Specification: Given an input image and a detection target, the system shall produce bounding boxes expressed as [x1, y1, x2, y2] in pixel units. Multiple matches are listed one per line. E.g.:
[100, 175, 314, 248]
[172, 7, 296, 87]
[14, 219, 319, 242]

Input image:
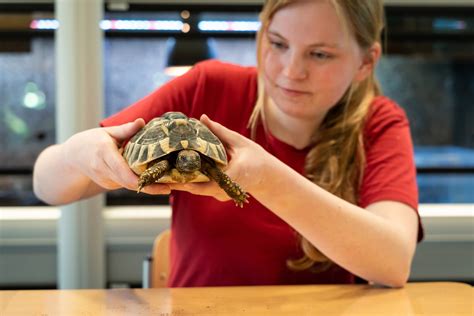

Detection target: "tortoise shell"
[123, 111, 228, 182]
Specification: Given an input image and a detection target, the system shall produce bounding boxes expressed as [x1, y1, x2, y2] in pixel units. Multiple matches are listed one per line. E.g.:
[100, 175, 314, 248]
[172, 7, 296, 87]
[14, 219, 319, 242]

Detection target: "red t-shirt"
[101, 60, 423, 287]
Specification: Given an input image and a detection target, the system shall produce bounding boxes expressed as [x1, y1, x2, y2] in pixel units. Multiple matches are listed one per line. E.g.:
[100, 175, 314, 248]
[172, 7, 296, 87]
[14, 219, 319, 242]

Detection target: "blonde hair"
[248, 0, 385, 272]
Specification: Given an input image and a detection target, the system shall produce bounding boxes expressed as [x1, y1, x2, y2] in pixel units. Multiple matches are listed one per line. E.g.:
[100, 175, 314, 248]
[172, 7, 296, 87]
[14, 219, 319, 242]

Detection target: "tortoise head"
[176, 150, 201, 173]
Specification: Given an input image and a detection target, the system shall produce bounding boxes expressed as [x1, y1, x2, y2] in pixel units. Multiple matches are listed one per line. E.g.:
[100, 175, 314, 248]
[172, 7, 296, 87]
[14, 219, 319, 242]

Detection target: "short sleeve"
[359, 97, 423, 241]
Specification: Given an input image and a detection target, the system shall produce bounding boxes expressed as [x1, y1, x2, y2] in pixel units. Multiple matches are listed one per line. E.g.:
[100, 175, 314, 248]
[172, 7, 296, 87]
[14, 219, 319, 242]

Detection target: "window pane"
[0, 37, 55, 169]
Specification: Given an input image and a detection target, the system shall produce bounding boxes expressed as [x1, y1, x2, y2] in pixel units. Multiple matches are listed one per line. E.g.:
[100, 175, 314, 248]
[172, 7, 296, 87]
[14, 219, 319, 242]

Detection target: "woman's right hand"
[63, 118, 171, 194]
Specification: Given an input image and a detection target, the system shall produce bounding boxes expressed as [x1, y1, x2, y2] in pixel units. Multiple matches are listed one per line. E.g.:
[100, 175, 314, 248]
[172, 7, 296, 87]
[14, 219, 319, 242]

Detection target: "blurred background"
[0, 0, 473, 289]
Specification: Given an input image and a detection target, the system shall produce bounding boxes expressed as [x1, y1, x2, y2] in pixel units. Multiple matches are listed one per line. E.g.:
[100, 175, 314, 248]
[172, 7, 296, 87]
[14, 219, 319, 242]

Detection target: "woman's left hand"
[161, 114, 270, 202]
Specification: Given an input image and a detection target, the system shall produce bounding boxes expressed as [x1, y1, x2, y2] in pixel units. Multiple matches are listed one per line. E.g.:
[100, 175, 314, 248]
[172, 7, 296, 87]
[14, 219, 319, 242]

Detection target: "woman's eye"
[270, 41, 286, 50]
[311, 51, 331, 60]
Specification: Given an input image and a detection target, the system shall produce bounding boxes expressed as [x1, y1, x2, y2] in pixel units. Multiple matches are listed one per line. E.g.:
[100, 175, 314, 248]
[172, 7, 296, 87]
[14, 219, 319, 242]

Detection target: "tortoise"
[122, 111, 248, 207]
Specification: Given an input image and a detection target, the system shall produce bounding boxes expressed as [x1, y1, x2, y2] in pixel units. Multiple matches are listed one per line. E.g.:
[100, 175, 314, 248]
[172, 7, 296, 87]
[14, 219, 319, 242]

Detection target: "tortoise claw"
[137, 180, 145, 193]
[234, 193, 250, 208]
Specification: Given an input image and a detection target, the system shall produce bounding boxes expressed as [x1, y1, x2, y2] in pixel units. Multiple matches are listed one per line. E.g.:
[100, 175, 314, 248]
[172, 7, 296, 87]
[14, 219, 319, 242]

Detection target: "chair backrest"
[150, 229, 171, 288]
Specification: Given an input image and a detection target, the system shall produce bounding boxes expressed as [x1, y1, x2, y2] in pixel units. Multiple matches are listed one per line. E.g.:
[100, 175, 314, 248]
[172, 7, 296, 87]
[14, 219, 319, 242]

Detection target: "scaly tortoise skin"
[122, 111, 248, 207]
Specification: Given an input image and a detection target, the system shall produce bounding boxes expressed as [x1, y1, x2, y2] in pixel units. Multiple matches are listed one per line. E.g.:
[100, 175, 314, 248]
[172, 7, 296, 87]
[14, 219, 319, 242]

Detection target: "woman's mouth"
[278, 85, 310, 97]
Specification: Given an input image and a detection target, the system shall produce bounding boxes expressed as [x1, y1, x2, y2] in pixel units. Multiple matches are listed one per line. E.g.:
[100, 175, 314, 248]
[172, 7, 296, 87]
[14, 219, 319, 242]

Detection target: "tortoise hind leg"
[202, 161, 249, 207]
[138, 160, 170, 192]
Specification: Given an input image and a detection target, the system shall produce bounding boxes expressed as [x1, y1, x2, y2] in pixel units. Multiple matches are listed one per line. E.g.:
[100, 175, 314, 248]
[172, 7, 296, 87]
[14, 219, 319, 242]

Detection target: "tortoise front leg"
[138, 160, 170, 192]
[202, 161, 249, 207]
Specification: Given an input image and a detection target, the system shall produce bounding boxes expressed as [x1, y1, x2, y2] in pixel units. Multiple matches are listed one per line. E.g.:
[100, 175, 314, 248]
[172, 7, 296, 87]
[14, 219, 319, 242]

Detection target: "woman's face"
[262, 0, 369, 121]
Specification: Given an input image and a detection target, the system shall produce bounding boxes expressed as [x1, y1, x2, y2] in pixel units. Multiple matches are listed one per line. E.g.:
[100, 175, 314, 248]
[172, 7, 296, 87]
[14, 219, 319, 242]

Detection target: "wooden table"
[0, 282, 472, 315]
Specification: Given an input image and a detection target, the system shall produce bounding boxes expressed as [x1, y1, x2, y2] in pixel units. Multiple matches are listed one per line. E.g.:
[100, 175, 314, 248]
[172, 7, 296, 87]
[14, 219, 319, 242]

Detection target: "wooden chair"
[143, 229, 171, 288]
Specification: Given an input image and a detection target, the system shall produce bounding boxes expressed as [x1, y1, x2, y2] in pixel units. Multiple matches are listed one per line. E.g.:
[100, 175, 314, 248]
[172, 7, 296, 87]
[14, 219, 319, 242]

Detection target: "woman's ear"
[354, 42, 381, 83]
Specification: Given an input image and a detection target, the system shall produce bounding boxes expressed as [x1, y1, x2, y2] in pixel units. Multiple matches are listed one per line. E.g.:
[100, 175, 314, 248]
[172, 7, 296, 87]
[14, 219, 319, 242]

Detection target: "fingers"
[140, 183, 172, 195]
[105, 118, 145, 143]
[200, 114, 246, 147]
[99, 118, 147, 190]
[102, 147, 139, 190]
[85, 127, 142, 191]
[168, 182, 230, 202]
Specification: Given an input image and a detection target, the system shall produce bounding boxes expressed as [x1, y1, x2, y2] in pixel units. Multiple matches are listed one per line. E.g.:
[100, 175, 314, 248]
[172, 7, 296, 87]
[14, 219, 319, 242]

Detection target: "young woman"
[33, 0, 423, 288]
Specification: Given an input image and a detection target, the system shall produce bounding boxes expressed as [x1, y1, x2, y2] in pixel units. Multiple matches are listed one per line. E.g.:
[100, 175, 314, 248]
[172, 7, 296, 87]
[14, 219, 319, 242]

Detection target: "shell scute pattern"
[124, 111, 228, 175]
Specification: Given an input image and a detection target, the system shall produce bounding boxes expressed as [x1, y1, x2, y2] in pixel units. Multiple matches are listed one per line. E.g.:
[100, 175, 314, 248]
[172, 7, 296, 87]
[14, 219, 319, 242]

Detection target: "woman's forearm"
[252, 154, 415, 287]
[33, 144, 103, 205]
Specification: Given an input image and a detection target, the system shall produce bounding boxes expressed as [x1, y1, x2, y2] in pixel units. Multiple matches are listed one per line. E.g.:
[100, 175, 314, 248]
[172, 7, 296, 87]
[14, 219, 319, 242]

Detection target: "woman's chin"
[273, 101, 314, 120]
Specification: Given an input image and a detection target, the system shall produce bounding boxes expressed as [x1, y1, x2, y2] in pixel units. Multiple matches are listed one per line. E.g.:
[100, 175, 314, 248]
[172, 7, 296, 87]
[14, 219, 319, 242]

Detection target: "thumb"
[105, 118, 145, 143]
[200, 114, 245, 147]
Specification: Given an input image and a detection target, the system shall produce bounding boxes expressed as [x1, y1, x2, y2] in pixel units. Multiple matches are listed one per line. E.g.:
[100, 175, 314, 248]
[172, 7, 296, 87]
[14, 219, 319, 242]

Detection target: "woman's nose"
[282, 52, 308, 80]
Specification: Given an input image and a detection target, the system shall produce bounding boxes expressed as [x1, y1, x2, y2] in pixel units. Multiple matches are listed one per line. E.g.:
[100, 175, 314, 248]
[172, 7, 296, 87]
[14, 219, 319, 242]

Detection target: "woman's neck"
[264, 99, 326, 150]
